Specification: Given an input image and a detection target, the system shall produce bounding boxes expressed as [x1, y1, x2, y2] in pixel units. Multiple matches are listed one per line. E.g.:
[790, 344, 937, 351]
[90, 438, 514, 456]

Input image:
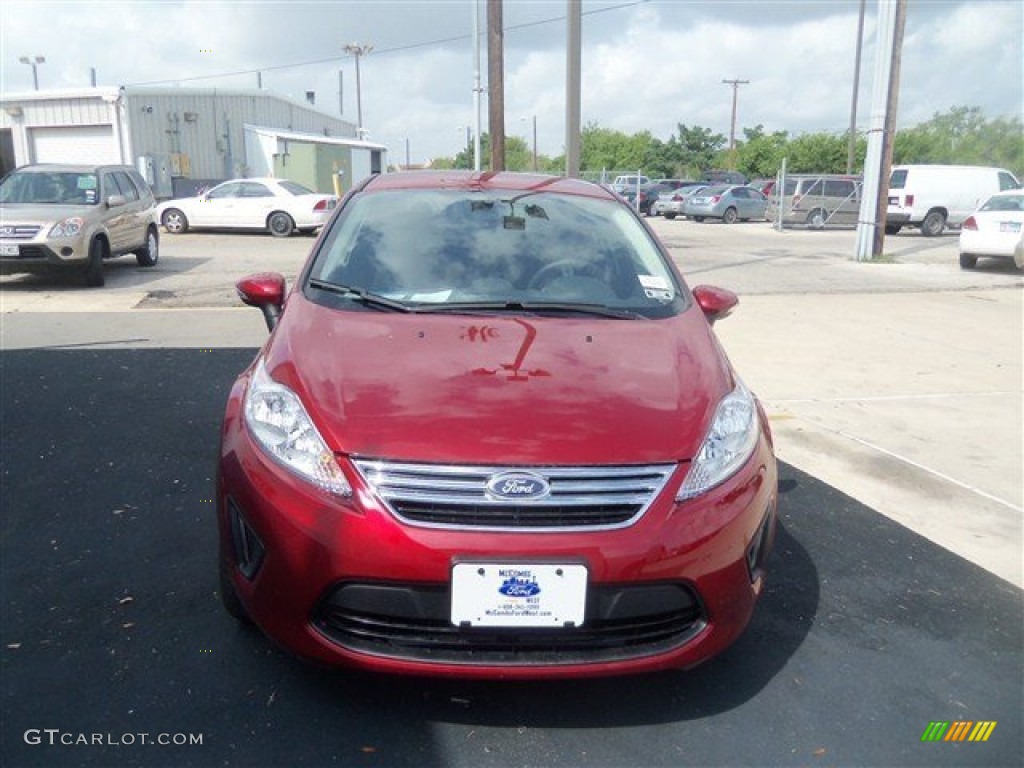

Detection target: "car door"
[234, 182, 277, 229]
[112, 170, 147, 249]
[193, 182, 243, 227]
[100, 171, 132, 252]
[730, 187, 754, 218]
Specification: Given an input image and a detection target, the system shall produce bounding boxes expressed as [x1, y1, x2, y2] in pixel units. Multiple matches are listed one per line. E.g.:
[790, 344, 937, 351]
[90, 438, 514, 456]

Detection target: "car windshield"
[980, 194, 1023, 212]
[308, 188, 684, 318]
[699, 186, 729, 196]
[0, 171, 100, 205]
[278, 180, 315, 196]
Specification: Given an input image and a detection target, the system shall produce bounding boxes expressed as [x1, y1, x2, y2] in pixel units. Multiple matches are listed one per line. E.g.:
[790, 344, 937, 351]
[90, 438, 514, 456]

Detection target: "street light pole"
[530, 114, 537, 171]
[521, 115, 537, 171]
[19, 55, 46, 90]
[343, 43, 373, 136]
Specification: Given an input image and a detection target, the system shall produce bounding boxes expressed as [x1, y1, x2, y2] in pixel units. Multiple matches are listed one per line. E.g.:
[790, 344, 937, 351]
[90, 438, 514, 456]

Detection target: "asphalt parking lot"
[1, 215, 1022, 767]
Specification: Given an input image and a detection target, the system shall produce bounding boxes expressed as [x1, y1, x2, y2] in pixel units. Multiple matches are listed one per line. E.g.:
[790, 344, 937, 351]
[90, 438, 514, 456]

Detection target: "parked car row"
[651, 184, 768, 223]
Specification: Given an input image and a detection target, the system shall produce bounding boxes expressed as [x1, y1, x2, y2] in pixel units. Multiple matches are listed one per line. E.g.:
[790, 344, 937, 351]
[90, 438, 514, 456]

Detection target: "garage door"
[30, 125, 119, 164]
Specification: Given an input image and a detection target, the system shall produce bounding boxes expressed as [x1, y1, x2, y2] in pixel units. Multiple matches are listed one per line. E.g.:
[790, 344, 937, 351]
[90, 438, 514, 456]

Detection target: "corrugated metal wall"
[123, 88, 357, 180]
[1, 95, 115, 128]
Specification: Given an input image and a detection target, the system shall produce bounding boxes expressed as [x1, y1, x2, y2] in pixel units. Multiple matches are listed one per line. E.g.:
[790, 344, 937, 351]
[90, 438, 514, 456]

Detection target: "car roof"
[13, 163, 135, 173]
[363, 171, 615, 201]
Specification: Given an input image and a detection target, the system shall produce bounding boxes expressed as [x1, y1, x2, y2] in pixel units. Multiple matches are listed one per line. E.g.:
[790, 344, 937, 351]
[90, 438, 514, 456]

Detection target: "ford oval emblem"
[485, 471, 550, 501]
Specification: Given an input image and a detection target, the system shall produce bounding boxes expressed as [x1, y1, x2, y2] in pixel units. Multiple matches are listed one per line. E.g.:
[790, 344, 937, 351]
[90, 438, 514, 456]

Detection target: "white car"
[157, 178, 337, 237]
[958, 190, 1024, 270]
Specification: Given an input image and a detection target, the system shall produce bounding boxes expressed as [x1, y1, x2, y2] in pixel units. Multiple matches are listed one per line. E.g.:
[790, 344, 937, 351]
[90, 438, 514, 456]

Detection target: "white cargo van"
[886, 164, 1020, 236]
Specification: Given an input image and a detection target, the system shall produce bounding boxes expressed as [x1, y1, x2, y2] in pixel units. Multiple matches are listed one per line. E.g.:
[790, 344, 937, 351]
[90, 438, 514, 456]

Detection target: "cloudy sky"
[1, 0, 1021, 165]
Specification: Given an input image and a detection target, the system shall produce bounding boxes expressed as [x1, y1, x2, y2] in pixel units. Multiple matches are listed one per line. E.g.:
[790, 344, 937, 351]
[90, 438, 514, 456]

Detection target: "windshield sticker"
[77, 177, 97, 190]
[639, 275, 671, 290]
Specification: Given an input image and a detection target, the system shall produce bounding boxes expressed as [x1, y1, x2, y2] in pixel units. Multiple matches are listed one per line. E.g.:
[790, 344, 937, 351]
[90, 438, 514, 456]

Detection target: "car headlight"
[243, 359, 352, 496]
[677, 380, 760, 500]
[49, 217, 83, 238]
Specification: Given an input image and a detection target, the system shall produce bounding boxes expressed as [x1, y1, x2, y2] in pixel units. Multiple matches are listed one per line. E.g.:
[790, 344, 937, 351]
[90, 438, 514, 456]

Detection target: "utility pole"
[854, 0, 907, 261]
[487, 0, 505, 171]
[872, 0, 907, 257]
[847, 0, 867, 174]
[722, 78, 749, 170]
[565, 0, 582, 178]
[343, 42, 373, 136]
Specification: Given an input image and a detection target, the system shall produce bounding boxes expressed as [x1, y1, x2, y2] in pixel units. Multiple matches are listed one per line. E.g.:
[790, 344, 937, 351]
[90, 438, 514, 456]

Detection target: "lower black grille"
[392, 501, 639, 528]
[313, 581, 705, 665]
[9, 246, 47, 260]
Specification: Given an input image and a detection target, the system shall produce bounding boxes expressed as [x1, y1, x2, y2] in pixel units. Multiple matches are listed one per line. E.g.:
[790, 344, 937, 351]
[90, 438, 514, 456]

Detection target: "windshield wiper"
[416, 301, 646, 320]
[308, 278, 413, 313]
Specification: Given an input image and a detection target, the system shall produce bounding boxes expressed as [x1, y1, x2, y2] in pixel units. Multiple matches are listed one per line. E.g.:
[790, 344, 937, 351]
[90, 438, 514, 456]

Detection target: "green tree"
[579, 123, 651, 173]
[670, 124, 727, 177]
[784, 132, 849, 173]
[893, 106, 1023, 176]
[735, 125, 790, 178]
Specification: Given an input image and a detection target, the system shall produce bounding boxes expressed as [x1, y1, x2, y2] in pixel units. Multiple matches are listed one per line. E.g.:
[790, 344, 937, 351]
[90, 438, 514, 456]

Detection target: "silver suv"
[0, 164, 159, 287]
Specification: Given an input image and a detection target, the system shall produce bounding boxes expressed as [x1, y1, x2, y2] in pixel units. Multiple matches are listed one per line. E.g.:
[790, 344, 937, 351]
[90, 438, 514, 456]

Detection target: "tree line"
[425, 106, 1022, 181]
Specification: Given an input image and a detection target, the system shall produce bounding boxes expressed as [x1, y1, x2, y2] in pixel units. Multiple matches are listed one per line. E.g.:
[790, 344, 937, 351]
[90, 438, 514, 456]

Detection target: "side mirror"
[691, 285, 739, 325]
[107, 194, 127, 208]
[237, 272, 287, 332]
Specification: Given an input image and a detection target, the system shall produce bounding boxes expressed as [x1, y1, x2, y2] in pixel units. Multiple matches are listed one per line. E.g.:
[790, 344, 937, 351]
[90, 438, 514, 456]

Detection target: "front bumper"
[0, 235, 89, 275]
[217, 397, 778, 679]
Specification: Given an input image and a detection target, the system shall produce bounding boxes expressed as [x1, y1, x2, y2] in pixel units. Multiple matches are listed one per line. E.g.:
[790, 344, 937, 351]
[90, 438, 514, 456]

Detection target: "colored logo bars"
[921, 721, 997, 742]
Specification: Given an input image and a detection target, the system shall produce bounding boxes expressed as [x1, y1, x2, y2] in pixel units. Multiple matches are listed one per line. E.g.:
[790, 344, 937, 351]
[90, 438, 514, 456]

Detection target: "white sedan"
[157, 178, 337, 237]
[959, 190, 1024, 270]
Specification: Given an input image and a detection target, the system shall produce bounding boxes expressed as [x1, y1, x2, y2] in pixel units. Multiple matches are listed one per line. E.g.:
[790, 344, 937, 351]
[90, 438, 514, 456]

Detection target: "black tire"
[135, 226, 159, 267]
[805, 208, 827, 230]
[268, 211, 294, 238]
[664, 213, 676, 220]
[722, 207, 738, 224]
[885, 224, 902, 235]
[959, 253, 978, 270]
[694, 216, 705, 223]
[84, 238, 105, 287]
[219, 555, 253, 624]
[921, 210, 946, 237]
[161, 208, 189, 234]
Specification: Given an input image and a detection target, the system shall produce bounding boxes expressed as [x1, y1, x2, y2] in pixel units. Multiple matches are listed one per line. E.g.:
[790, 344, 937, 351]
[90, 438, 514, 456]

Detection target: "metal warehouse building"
[0, 86, 387, 198]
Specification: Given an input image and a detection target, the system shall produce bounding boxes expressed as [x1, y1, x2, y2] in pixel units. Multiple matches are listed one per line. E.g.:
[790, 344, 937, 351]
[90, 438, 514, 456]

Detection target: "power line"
[123, 1, 649, 88]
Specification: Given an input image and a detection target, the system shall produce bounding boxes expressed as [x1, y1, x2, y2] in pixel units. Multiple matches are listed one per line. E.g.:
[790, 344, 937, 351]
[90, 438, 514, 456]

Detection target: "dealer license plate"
[999, 221, 1021, 233]
[451, 562, 587, 628]
[0, 244, 19, 257]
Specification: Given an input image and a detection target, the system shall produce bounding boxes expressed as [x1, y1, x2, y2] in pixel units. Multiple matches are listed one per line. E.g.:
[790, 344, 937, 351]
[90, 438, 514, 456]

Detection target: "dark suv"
[0, 164, 159, 287]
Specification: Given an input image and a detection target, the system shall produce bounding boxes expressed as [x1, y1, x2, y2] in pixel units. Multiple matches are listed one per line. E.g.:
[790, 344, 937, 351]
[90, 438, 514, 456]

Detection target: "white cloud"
[1, 0, 1020, 164]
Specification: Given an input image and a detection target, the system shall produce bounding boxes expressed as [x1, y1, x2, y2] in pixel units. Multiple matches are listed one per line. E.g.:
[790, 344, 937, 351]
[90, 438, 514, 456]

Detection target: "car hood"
[261, 296, 734, 466]
[0, 202, 100, 224]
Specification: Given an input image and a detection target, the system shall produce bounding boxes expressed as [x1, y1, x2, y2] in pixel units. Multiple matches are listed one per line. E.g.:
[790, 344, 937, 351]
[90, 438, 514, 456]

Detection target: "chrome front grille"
[351, 460, 677, 531]
[0, 225, 43, 241]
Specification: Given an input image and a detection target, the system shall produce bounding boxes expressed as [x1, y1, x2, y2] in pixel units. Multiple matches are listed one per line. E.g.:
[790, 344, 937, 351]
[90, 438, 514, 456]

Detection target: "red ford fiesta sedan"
[217, 171, 778, 679]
